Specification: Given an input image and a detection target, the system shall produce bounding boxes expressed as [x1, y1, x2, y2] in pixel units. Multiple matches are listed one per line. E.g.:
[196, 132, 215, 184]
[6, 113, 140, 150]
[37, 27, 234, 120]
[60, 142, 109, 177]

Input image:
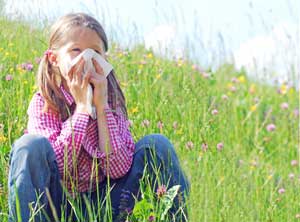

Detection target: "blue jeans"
[8, 133, 190, 222]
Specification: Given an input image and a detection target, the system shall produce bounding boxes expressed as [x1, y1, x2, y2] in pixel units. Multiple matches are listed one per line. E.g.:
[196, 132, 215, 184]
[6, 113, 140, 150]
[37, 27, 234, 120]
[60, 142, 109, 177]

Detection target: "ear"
[48, 51, 59, 67]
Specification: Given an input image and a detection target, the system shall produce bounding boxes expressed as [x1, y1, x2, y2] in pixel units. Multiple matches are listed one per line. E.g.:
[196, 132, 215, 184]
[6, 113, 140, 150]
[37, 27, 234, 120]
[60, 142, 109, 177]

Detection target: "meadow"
[0, 16, 299, 221]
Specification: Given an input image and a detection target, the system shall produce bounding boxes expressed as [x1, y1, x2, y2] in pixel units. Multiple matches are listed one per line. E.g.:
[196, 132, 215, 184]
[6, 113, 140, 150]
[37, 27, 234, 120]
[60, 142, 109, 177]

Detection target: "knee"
[10, 134, 54, 164]
[135, 134, 176, 160]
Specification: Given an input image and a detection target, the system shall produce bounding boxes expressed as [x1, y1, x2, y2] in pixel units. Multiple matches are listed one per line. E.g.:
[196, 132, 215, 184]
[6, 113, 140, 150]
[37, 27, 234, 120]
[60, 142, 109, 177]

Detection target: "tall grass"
[0, 8, 299, 222]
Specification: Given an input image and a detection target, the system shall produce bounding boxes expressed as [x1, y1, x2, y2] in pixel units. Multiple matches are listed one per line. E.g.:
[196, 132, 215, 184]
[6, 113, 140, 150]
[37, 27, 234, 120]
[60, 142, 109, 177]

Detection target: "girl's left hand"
[89, 58, 108, 109]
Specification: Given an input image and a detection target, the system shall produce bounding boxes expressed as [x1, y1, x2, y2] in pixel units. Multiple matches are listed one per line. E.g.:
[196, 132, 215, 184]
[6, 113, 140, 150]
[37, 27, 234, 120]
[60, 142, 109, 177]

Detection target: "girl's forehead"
[65, 26, 104, 47]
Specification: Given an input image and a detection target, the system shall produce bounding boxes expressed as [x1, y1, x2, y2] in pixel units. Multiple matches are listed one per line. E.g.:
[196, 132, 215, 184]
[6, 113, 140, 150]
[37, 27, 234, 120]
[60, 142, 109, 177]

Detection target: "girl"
[8, 13, 189, 222]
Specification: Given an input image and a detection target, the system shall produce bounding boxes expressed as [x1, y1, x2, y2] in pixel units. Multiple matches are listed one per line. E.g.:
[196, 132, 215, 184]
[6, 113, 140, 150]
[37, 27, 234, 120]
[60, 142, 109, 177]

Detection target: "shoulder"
[28, 92, 45, 111]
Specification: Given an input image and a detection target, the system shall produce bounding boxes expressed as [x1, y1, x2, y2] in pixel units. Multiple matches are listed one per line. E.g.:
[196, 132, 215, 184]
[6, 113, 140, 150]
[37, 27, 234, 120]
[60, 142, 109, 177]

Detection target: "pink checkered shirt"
[26, 86, 135, 193]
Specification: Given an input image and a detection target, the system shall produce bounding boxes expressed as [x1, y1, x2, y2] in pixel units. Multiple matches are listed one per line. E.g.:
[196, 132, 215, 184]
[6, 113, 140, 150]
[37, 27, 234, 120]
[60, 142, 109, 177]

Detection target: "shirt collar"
[60, 84, 74, 106]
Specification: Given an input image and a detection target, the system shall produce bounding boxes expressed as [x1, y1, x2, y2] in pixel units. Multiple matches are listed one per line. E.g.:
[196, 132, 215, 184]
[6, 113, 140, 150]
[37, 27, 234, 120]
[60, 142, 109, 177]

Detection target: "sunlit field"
[0, 11, 299, 222]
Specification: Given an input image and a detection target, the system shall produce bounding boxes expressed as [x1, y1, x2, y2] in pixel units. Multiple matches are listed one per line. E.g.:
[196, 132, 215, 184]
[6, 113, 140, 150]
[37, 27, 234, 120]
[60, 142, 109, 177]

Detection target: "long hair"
[37, 13, 127, 121]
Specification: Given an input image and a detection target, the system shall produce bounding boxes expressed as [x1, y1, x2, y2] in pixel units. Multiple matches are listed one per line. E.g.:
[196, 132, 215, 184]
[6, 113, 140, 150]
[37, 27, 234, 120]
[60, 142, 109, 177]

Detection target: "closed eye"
[72, 48, 81, 52]
[94, 49, 100, 54]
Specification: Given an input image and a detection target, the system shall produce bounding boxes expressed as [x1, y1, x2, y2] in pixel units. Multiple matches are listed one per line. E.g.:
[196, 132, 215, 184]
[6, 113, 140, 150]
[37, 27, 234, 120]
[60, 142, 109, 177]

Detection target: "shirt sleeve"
[26, 93, 90, 178]
[81, 104, 135, 179]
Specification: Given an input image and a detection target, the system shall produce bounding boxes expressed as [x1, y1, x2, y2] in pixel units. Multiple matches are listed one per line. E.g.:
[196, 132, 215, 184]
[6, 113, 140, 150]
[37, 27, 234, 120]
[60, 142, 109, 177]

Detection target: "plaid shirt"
[26, 86, 135, 193]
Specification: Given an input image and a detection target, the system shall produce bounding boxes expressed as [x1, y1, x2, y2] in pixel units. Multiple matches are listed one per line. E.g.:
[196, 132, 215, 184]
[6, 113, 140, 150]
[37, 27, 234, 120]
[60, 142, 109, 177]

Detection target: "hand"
[88, 58, 108, 109]
[66, 58, 91, 112]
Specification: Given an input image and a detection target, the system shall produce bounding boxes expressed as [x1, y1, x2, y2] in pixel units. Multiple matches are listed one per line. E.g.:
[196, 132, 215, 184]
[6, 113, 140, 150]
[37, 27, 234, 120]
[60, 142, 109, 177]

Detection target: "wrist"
[75, 103, 89, 114]
[95, 102, 110, 110]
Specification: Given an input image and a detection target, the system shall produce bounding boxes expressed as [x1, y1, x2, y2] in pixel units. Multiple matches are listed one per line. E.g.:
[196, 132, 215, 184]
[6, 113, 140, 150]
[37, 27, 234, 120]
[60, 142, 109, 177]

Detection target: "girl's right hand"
[66, 58, 91, 113]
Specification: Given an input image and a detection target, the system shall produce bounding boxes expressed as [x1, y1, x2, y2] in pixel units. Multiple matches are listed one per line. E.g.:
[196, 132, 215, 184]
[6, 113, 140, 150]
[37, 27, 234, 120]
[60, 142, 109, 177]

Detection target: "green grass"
[0, 17, 299, 221]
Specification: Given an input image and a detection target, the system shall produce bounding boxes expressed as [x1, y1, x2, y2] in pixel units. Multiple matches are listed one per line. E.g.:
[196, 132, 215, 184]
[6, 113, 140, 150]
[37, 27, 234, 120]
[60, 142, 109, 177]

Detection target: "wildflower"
[140, 60, 147, 65]
[130, 106, 138, 114]
[250, 160, 258, 167]
[221, 94, 229, 101]
[231, 77, 238, 83]
[280, 84, 288, 94]
[120, 82, 128, 88]
[201, 143, 208, 152]
[250, 104, 257, 112]
[278, 188, 285, 194]
[172, 121, 178, 130]
[22, 62, 34, 71]
[191, 64, 198, 70]
[202, 72, 209, 78]
[230, 86, 237, 92]
[5, 74, 13, 81]
[157, 121, 163, 130]
[238, 75, 246, 83]
[266, 123, 276, 132]
[155, 74, 161, 79]
[289, 173, 295, 180]
[148, 215, 155, 222]
[141, 119, 150, 128]
[216, 142, 224, 151]
[253, 97, 260, 103]
[0, 134, 7, 143]
[176, 129, 183, 135]
[291, 160, 298, 167]
[296, 213, 300, 219]
[156, 184, 167, 198]
[211, 109, 218, 115]
[147, 53, 153, 59]
[185, 141, 194, 150]
[293, 109, 299, 117]
[249, 84, 256, 94]
[280, 102, 289, 110]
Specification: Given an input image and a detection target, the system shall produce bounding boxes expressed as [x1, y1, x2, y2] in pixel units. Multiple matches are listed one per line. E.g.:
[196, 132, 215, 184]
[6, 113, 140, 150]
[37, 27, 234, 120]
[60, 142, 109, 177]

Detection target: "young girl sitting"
[8, 12, 189, 222]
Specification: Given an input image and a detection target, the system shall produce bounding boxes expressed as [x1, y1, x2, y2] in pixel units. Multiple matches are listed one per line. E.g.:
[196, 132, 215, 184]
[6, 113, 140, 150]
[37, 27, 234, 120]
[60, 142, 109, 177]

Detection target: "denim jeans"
[8, 133, 190, 222]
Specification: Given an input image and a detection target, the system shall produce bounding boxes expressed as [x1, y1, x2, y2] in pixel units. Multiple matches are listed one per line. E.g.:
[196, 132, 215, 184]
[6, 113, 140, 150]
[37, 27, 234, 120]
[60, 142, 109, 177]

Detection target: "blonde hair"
[37, 12, 127, 120]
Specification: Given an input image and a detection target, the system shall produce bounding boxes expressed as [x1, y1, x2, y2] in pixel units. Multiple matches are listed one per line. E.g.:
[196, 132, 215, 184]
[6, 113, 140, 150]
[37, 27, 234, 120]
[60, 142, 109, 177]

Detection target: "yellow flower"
[249, 84, 256, 94]
[138, 64, 143, 70]
[0, 134, 7, 143]
[0, 47, 3, 52]
[31, 85, 38, 91]
[238, 75, 246, 83]
[250, 104, 257, 112]
[267, 174, 273, 180]
[147, 53, 153, 59]
[9, 67, 14, 73]
[120, 81, 128, 88]
[280, 84, 287, 95]
[23, 80, 28, 85]
[117, 52, 123, 57]
[155, 74, 161, 79]
[5, 52, 9, 57]
[176, 128, 183, 135]
[130, 106, 138, 114]
[8, 42, 14, 47]
[227, 82, 233, 88]
[289, 87, 295, 95]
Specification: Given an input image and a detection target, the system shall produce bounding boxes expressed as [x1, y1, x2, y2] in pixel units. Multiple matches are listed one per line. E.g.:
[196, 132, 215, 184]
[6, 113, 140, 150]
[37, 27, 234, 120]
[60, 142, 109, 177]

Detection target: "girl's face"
[53, 26, 106, 78]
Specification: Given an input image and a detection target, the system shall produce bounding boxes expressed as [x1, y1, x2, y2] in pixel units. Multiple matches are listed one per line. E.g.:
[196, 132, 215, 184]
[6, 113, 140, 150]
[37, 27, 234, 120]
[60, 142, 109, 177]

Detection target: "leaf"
[132, 199, 154, 218]
[160, 185, 181, 220]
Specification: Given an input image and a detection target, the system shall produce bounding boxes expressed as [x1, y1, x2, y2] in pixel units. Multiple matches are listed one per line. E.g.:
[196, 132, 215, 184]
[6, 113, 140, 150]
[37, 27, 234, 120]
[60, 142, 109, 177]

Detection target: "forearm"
[96, 103, 112, 154]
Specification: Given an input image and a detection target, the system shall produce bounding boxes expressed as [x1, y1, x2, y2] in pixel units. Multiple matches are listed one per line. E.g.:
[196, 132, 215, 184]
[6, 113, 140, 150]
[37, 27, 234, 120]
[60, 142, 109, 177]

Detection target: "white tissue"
[65, 48, 113, 119]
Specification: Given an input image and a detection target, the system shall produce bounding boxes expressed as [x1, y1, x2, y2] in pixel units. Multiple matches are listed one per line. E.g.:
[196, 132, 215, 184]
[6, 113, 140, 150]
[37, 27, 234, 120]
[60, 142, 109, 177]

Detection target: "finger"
[92, 58, 104, 75]
[82, 71, 91, 88]
[74, 58, 85, 83]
